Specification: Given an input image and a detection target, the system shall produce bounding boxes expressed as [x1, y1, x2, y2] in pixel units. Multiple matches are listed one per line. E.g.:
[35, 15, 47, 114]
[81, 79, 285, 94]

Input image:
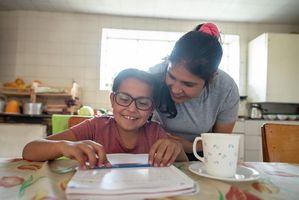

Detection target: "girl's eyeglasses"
[113, 92, 153, 111]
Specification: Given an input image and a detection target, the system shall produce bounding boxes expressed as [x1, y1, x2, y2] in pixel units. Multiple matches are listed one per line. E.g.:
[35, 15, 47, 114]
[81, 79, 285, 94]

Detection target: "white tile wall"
[0, 12, 18, 83]
[1, 10, 299, 110]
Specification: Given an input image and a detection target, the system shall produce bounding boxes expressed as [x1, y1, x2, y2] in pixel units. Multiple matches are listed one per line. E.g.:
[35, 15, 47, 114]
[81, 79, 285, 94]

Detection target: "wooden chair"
[261, 123, 299, 163]
[50, 115, 92, 160]
[68, 116, 92, 128]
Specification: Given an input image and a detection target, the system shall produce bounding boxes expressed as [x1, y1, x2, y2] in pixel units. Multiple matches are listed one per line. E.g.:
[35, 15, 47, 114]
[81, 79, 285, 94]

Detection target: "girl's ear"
[148, 107, 154, 116]
[109, 93, 114, 107]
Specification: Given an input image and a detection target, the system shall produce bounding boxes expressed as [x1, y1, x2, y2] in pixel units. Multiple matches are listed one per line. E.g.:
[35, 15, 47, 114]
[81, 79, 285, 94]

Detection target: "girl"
[22, 68, 187, 168]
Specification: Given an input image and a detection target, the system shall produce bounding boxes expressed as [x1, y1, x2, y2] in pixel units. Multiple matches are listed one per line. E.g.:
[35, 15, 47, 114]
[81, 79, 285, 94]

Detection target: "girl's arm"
[175, 144, 189, 162]
[22, 130, 111, 168]
[22, 129, 77, 161]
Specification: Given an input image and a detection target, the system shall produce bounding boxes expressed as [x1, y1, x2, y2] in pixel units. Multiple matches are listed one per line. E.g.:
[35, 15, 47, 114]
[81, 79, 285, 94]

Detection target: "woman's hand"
[59, 140, 111, 169]
[148, 138, 185, 167]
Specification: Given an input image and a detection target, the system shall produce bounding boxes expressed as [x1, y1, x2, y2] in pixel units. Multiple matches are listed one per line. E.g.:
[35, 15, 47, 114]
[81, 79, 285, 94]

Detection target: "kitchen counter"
[0, 113, 52, 135]
[0, 123, 47, 157]
[238, 116, 299, 121]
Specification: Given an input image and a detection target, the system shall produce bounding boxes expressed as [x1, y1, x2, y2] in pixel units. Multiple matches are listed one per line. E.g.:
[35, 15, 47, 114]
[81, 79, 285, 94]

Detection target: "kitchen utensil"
[0, 94, 7, 113]
[238, 96, 248, 117]
[277, 114, 288, 120]
[23, 102, 43, 115]
[250, 103, 263, 119]
[262, 114, 277, 120]
[288, 115, 297, 120]
[5, 99, 20, 114]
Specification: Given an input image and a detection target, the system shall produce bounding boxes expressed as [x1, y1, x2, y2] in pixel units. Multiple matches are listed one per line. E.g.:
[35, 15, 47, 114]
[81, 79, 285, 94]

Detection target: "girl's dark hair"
[157, 31, 223, 118]
[112, 68, 159, 106]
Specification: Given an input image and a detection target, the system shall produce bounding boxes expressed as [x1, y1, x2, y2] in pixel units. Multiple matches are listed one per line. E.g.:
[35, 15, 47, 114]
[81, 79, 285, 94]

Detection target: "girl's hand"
[59, 140, 111, 169]
[148, 138, 183, 167]
[168, 134, 202, 153]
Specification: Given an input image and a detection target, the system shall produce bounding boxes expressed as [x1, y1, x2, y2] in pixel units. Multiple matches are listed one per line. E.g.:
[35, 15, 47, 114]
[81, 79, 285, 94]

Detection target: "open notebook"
[66, 154, 198, 200]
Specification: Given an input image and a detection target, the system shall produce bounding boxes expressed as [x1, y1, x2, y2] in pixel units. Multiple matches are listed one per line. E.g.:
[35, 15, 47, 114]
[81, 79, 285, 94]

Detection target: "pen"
[93, 163, 151, 169]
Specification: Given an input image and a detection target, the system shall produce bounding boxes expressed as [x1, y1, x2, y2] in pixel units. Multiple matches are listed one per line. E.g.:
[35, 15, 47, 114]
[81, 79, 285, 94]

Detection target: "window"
[219, 34, 240, 87]
[100, 29, 240, 91]
[100, 29, 183, 90]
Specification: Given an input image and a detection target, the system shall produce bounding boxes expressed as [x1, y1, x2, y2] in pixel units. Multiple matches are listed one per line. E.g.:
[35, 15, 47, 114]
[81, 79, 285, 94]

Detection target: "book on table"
[66, 153, 198, 200]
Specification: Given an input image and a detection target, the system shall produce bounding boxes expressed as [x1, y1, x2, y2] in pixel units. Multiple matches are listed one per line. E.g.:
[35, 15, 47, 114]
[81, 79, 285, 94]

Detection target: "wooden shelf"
[0, 112, 51, 118]
[0, 87, 31, 96]
[0, 87, 73, 98]
[0, 86, 80, 115]
[37, 93, 72, 97]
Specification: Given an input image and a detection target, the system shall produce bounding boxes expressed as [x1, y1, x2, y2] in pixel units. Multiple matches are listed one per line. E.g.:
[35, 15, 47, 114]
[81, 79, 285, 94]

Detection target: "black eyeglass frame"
[113, 91, 154, 111]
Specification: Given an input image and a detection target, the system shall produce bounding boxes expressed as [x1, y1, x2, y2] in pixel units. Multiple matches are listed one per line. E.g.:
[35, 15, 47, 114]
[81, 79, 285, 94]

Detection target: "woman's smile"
[170, 91, 186, 100]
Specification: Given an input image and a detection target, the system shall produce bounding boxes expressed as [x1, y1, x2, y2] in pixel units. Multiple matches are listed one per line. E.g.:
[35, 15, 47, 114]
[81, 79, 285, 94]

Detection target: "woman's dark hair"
[192, 24, 203, 31]
[169, 31, 222, 81]
[157, 30, 223, 118]
[112, 68, 159, 106]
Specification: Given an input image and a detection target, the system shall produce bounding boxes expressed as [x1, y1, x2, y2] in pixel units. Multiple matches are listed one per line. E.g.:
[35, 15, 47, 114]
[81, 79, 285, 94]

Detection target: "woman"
[150, 23, 239, 160]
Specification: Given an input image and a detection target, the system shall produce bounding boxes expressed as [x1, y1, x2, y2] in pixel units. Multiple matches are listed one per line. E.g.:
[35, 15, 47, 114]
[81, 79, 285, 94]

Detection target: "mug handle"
[193, 137, 204, 162]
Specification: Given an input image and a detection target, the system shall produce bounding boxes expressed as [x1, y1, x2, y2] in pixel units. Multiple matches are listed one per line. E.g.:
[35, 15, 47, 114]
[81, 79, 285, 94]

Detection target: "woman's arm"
[168, 121, 236, 154]
[22, 130, 110, 168]
[213, 121, 236, 133]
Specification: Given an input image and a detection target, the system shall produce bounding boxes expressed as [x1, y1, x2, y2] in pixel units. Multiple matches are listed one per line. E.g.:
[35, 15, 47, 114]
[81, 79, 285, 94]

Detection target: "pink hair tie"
[199, 23, 220, 39]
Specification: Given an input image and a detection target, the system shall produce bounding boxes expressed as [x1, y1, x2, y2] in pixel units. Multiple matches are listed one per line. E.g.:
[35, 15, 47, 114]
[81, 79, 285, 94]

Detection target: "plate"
[189, 162, 260, 182]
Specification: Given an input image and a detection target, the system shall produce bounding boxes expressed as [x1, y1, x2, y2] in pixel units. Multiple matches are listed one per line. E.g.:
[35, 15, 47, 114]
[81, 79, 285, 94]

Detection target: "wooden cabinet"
[248, 33, 299, 103]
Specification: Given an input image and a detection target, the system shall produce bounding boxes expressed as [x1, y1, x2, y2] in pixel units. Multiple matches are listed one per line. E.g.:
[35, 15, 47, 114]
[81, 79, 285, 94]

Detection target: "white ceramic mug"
[193, 133, 240, 178]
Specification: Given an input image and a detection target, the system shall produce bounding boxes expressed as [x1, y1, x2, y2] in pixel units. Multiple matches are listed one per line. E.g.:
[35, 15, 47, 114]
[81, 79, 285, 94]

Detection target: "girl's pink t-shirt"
[70, 116, 169, 154]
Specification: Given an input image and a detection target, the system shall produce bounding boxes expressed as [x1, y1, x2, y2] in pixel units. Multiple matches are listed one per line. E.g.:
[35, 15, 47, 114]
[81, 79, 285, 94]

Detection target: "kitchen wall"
[0, 11, 299, 110]
[0, 12, 18, 81]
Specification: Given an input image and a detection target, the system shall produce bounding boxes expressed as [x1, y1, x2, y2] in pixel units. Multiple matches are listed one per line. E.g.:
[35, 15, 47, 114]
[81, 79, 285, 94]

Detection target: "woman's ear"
[208, 70, 219, 83]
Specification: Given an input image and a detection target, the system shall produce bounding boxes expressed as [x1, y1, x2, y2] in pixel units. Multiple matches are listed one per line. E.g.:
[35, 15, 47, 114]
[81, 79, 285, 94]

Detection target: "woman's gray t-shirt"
[150, 64, 239, 141]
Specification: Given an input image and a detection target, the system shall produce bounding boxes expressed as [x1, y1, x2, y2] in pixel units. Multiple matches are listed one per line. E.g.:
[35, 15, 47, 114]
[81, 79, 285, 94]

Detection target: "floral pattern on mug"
[205, 142, 238, 169]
